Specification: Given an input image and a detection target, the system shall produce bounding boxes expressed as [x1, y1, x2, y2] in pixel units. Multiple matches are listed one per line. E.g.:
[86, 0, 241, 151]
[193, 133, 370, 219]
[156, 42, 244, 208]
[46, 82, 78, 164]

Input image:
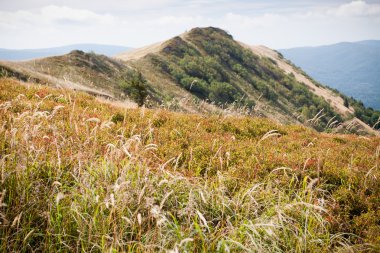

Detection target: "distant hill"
[279, 40, 380, 110]
[1, 27, 379, 134]
[0, 44, 132, 61]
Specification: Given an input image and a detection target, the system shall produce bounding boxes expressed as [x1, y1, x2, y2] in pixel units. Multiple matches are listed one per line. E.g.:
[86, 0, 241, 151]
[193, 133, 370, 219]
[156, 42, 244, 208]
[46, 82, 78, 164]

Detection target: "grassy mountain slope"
[0, 50, 156, 107]
[243, 44, 380, 134]
[1, 78, 379, 251]
[116, 27, 379, 134]
[0, 27, 378, 135]
[279, 41, 380, 110]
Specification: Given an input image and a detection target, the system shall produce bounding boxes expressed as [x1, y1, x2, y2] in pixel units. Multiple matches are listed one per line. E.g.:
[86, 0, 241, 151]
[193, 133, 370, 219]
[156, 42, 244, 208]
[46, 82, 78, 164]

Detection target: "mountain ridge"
[115, 27, 378, 134]
[1, 27, 379, 135]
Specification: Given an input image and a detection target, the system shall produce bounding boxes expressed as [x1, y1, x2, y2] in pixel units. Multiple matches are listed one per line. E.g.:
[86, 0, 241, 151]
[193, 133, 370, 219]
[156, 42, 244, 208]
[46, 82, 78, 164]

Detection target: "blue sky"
[0, 0, 380, 49]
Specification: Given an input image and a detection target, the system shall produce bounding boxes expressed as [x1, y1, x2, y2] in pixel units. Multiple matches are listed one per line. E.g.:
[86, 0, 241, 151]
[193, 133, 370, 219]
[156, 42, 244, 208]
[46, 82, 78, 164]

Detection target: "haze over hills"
[0, 27, 379, 135]
[279, 40, 380, 110]
[0, 44, 132, 61]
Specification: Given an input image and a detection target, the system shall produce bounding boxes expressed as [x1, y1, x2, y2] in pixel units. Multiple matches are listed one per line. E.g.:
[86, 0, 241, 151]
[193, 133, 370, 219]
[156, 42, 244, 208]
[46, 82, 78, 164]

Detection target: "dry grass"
[0, 78, 379, 252]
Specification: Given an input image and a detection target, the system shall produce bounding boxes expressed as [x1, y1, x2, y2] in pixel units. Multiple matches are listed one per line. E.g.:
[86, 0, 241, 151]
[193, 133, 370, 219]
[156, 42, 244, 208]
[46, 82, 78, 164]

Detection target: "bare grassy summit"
[0, 78, 379, 252]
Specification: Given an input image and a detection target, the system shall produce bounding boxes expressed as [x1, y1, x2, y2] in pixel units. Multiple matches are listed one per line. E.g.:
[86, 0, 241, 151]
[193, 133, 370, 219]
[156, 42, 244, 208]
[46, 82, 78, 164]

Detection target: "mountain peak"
[115, 27, 234, 61]
[186, 26, 233, 39]
[68, 49, 86, 56]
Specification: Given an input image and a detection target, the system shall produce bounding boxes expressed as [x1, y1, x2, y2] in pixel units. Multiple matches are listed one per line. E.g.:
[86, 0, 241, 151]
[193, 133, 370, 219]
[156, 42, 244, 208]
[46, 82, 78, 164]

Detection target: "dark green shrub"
[344, 97, 349, 107]
[111, 112, 124, 124]
[209, 81, 239, 104]
[119, 72, 148, 106]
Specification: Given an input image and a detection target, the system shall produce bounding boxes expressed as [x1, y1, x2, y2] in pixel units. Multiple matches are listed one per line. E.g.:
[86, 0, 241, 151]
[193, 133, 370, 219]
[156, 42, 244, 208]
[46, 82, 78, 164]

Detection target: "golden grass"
[0, 78, 379, 252]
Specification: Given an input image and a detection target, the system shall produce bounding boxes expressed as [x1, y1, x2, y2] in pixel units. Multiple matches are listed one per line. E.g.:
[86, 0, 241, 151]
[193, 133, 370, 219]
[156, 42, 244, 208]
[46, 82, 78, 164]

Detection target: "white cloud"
[40, 5, 116, 24]
[0, 0, 177, 13]
[223, 1, 380, 27]
[0, 5, 116, 29]
[225, 13, 284, 28]
[154, 15, 204, 26]
[0, 1, 380, 49]
[327, 0, 380, 17]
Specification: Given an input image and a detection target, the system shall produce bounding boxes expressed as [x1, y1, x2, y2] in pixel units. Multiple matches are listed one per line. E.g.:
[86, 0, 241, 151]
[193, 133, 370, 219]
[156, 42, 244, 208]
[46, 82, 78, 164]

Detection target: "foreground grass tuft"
[0, 78, 379, 252]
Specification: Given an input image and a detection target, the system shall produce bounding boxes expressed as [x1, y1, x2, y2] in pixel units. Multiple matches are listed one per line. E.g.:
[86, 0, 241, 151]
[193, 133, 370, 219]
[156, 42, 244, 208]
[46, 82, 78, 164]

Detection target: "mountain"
[0, 27, 379, 135]
[115, 27, 379, 134]
[0, 43, 132, 61]
[279, 40, 380, 110]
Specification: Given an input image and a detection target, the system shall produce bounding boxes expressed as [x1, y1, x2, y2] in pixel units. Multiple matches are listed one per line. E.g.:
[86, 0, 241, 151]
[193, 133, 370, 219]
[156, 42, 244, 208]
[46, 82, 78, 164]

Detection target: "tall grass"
[0, 78, 379, 252]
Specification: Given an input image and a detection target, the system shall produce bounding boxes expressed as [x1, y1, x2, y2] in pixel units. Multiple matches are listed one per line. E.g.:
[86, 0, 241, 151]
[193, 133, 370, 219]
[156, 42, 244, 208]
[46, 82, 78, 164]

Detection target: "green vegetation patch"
[151, 27, 344, 130]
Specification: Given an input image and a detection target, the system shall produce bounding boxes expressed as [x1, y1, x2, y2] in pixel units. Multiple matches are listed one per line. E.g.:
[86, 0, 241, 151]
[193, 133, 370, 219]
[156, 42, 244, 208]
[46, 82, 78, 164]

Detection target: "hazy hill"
[0, 43, 131, 61]
[0, 27, 379, 134]
[279, 40, 380, 110]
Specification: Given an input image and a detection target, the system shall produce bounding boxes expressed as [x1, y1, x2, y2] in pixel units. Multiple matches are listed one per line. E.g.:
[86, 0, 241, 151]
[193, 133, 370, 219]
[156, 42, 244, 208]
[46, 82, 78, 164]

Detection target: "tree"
[343, 97, 349, 107]
[119, 72, 148, 106]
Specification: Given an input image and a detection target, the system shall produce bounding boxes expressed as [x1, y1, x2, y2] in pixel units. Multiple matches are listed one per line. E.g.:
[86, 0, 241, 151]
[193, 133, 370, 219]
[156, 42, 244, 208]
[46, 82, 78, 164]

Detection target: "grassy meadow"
[0, 78, 379, 252]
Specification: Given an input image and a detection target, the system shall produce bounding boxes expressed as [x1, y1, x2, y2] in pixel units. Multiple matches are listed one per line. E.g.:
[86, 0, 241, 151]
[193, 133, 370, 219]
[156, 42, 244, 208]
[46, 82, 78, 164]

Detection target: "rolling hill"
[279, 40, 380, 110]
[0, 43, 131, 61]
[0, 27, 379, 135]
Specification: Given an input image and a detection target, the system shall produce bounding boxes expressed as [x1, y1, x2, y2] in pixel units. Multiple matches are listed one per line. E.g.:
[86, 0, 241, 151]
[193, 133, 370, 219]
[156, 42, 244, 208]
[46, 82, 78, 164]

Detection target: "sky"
[0, 0, 380, 49]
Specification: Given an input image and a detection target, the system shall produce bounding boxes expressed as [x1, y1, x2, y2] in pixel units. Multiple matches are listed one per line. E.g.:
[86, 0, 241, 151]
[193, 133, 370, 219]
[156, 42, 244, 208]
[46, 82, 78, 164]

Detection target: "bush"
[179, 76, 209, 99]
[344, 97, 349, 107]
[119, 71, 148, 106]
[209, 81, 239, 104]
[111, 112, 124, 124]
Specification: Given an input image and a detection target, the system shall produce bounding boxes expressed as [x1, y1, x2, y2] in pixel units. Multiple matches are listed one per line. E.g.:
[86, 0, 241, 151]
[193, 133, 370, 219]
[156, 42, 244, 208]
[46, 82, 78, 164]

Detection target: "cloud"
[0, 1, 380, 49]
[225, 13, 284, 28]
[41, 5, 115, 24]
[223, 1, 380, 26]
[0, 0, 176, 12]
[154, 15, 204, 26]
[327, 0, 380, 17]
[0, 5, 115, 28]
[215, 1, 380, 48]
